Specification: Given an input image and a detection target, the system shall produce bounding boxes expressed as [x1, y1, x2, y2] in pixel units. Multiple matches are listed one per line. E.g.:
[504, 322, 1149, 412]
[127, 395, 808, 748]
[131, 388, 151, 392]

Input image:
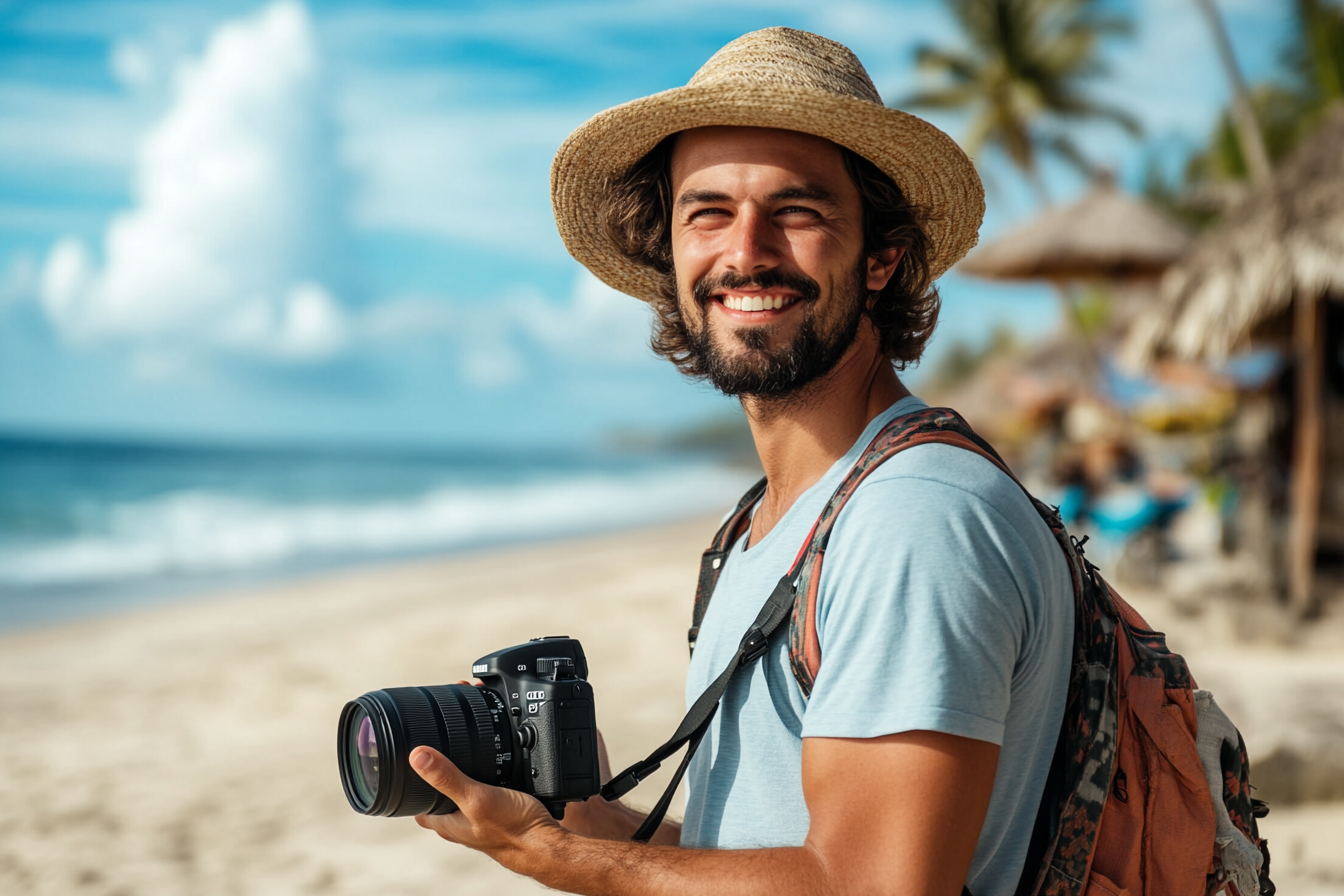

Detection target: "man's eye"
[689, 208, 730, 221]
[777, 206, 817, 216]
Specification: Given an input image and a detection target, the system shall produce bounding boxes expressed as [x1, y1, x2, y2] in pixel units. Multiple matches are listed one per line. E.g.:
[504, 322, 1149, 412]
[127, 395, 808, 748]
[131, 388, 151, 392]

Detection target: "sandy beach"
[2, 517, 1342, 895]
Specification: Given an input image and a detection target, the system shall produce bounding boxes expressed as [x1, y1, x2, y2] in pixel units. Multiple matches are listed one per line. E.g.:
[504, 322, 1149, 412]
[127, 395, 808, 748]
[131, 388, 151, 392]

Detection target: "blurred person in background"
[403, 28, 1073, 896]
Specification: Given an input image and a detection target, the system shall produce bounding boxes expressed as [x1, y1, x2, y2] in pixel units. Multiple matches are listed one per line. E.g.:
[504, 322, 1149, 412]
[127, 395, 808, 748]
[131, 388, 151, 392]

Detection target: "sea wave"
[0, 463, 758, 589]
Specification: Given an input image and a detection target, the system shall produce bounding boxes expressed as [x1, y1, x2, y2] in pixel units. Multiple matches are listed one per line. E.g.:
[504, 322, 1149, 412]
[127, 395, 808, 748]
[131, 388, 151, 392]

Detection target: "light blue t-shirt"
[681, 396, 1073, 896]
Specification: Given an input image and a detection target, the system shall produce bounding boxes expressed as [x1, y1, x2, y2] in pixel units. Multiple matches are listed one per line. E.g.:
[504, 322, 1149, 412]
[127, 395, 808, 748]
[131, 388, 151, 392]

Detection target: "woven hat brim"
[551, 82, 985, 303]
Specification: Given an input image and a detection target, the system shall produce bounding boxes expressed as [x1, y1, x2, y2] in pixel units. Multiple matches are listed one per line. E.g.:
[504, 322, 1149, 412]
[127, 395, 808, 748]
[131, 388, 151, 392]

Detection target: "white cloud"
[110, 40, 157, 90]
[348, 267, 654, 389]
[360, 294, 458, 341]
[517, 270, 654, 365]
[461, 343, 528, 388]
[39, 0, 351, 362]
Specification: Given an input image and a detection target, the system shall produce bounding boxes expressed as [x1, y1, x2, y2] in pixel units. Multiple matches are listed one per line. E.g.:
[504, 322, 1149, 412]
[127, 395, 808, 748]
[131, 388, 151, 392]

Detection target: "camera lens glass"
[347, 705, 379, 807]
[337, 685, 516, 817]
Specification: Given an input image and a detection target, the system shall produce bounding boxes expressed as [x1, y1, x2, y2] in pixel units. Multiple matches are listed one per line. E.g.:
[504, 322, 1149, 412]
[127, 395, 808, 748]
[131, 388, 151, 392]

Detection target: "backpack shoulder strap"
[783, 406, 1022, 694]
[688, 476, 766, 655]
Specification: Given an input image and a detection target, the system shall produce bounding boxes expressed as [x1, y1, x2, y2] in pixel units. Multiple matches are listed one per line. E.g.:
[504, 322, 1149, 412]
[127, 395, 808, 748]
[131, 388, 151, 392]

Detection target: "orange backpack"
[687, 407, 1274, 896]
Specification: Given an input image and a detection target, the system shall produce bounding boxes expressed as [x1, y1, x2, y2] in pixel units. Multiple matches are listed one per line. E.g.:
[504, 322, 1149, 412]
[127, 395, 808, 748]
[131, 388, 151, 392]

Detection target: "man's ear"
[866, 247, 906, 293]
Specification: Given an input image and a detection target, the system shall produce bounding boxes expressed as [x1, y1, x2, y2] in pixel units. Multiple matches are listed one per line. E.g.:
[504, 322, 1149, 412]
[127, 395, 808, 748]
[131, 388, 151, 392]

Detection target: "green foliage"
[1186, 83, 1321, 185]
[1283, 0, 1344, 109]
[1175, 0, 1344, 214]
[902, 0, 1140, 202]
[1140, 155, 1220, 230]
[1071, 284, 1112, 335]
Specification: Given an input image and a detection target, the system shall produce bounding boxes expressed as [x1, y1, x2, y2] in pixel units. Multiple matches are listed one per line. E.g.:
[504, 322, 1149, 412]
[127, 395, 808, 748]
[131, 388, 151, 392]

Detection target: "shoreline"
[0, 507, 745, 635]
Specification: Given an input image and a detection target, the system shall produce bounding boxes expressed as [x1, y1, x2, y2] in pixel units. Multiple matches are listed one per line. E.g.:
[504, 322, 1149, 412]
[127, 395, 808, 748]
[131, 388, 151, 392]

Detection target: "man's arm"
[410, 728, 998, 896]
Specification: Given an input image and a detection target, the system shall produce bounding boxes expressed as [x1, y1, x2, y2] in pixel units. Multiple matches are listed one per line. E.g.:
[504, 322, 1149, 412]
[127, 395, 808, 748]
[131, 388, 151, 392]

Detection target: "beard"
[683, 264, 868, 400]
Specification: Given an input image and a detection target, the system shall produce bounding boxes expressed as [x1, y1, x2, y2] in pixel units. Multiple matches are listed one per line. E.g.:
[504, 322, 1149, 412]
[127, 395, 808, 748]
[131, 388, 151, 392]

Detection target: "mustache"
[691, 268, 822, 307]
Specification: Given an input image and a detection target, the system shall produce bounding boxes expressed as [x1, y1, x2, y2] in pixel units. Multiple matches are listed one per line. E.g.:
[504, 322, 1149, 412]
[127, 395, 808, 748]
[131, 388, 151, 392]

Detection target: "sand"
[2, 517, 1341, 896]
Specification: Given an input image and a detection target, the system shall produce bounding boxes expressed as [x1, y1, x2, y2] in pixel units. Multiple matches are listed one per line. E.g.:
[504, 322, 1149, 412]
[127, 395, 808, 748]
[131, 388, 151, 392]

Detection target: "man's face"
[668, 126, 875, 398]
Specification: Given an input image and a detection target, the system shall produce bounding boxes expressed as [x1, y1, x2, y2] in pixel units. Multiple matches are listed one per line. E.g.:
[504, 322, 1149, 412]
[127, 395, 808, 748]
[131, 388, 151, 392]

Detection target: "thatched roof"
[957, 178, 1194, 281]
[1124, 104, 1344, 366]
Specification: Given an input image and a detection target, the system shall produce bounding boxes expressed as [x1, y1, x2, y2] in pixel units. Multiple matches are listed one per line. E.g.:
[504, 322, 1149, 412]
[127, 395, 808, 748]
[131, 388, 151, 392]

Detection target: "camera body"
[474, 636, 600, 810]
[337, 635, 601, 819]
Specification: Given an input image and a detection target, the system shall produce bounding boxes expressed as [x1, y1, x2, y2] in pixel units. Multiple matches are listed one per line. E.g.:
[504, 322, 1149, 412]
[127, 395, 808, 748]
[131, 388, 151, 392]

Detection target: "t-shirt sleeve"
[800, 470, 1039, 746]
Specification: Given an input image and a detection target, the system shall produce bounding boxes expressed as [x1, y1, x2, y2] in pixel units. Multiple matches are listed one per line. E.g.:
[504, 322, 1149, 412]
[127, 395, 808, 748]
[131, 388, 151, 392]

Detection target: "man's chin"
[712, 320, 794, 355]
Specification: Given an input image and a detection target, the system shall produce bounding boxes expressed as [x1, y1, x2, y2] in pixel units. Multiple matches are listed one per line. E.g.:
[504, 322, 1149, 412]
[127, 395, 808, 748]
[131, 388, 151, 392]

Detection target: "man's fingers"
[410, 746, 474, 807]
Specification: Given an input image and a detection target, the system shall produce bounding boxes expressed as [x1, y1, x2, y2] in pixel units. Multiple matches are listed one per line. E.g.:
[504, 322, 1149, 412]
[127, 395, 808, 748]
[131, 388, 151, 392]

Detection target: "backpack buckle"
[738, 627, 770, 665]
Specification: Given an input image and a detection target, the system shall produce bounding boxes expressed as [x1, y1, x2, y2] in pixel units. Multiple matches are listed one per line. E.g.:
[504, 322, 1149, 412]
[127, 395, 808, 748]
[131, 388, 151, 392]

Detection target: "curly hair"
[599, 134, 940, 376]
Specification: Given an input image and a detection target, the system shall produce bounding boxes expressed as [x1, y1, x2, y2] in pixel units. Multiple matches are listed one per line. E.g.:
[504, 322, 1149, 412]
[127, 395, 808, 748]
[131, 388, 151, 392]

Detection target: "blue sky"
[0, 0, 1292, 448]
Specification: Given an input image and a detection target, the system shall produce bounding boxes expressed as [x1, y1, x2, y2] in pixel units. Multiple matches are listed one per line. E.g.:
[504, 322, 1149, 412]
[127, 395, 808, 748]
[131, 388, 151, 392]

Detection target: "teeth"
[722, 295, 793, 312]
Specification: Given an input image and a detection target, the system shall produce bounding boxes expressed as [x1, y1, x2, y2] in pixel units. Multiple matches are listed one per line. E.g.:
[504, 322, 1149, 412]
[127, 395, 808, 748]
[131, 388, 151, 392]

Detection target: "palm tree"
[1180, 0, 1344, 204]
[902, 0, 1141, 205]
[1193, 0, 1273, 184]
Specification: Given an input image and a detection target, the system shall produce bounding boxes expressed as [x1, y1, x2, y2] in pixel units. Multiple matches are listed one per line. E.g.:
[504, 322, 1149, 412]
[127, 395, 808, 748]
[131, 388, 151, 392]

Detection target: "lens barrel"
[337, 684, 515, 816]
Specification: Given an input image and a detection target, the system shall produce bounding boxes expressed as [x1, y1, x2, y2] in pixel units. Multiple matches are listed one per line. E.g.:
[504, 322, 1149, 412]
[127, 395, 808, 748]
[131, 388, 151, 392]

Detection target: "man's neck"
[741, 325, 910, 546]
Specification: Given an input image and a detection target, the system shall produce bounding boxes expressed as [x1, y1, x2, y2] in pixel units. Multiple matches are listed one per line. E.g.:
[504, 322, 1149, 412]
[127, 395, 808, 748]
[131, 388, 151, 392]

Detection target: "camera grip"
[528, 697, 599, 802]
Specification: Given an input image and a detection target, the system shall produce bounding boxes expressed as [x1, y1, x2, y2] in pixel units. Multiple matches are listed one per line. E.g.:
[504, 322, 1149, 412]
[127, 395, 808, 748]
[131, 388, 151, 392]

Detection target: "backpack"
[602, 407, 1273, 896]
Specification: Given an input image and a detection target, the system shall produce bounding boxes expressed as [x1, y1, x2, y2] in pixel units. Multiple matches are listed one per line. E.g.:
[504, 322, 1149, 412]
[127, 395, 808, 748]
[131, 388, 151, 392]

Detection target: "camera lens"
[347, 706, 379, 807]
[337, 685, 516, 816]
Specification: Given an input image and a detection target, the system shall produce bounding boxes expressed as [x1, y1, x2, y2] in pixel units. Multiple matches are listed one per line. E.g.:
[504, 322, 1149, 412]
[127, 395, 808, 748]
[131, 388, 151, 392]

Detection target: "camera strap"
[600, 569, 798, 843]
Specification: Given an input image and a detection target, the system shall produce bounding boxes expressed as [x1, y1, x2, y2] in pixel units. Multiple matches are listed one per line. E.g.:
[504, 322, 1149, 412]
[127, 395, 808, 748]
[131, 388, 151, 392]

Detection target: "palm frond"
[904, 0, 1139, 198]
[900, 86, 983, 110]
[913, 45, 981, 82]
[1041, 132, 1098, 178]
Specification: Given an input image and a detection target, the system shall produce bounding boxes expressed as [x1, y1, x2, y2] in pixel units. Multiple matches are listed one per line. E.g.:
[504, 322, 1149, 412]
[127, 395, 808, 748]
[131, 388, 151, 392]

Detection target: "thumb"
[410, 746, 473, 805]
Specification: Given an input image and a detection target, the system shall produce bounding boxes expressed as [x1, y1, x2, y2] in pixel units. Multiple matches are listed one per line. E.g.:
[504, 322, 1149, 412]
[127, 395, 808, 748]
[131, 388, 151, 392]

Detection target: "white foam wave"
[0, 464, 758, 589]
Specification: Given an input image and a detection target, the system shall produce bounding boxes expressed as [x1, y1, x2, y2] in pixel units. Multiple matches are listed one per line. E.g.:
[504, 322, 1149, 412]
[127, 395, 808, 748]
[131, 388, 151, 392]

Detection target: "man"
[407, 28, 1073, 896]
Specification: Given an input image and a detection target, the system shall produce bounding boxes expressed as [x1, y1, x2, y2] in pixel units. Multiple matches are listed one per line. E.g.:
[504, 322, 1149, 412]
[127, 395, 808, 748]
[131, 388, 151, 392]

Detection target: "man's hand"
[409, 746, 563, 875]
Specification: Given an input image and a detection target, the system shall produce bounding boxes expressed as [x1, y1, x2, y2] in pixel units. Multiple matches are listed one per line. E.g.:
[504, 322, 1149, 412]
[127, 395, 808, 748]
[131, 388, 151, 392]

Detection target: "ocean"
[0, 434, 758, 630]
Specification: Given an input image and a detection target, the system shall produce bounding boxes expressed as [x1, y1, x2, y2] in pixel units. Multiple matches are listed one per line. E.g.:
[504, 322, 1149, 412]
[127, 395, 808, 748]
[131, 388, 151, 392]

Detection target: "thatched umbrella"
[959, 178, 1195, 363]
[958, 177, 1195, 282]
[1123, 104, 1344, 610]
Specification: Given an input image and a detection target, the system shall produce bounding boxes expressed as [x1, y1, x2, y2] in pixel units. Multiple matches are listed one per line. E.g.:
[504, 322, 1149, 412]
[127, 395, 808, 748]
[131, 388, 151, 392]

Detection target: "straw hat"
[551, 27, 985, 303]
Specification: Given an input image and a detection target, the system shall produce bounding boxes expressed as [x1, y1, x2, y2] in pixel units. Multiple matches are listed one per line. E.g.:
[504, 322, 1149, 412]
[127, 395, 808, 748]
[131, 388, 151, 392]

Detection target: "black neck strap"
[600, 570, 797, 842]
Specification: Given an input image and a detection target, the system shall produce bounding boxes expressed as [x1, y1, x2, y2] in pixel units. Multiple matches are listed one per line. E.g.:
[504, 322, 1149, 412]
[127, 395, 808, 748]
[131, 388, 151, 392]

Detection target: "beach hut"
[1123, 105, 1344, 610]
[959, 175, 1195, 283]
[959, 176, 1196, 351]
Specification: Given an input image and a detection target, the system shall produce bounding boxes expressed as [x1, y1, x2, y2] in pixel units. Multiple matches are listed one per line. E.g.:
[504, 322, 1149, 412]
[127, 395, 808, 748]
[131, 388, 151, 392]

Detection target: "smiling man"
[405, 28, 1074, 896]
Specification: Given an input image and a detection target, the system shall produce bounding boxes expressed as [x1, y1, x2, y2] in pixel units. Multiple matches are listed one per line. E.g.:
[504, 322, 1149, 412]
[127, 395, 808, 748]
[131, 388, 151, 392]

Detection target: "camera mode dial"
[537, 656, 576, 680]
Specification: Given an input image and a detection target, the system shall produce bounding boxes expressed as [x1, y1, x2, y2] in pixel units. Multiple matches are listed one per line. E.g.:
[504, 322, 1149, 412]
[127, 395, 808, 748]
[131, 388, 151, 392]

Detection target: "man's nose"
[722, 205, 780, 274]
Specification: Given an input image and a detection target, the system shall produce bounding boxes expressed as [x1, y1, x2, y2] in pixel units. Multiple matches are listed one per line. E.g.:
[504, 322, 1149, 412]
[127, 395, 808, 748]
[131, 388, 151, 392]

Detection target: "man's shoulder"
[853, 439, 1037, 525]
[822, 438, 1069, 598]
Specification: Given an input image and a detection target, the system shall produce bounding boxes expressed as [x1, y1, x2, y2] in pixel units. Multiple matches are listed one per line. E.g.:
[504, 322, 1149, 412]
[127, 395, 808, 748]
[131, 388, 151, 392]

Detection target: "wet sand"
[1, 516, 1340, 895]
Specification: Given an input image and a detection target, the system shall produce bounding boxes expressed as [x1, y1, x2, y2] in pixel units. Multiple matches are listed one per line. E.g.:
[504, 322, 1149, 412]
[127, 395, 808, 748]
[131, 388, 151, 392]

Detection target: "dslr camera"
[337, 636, 600, 820]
